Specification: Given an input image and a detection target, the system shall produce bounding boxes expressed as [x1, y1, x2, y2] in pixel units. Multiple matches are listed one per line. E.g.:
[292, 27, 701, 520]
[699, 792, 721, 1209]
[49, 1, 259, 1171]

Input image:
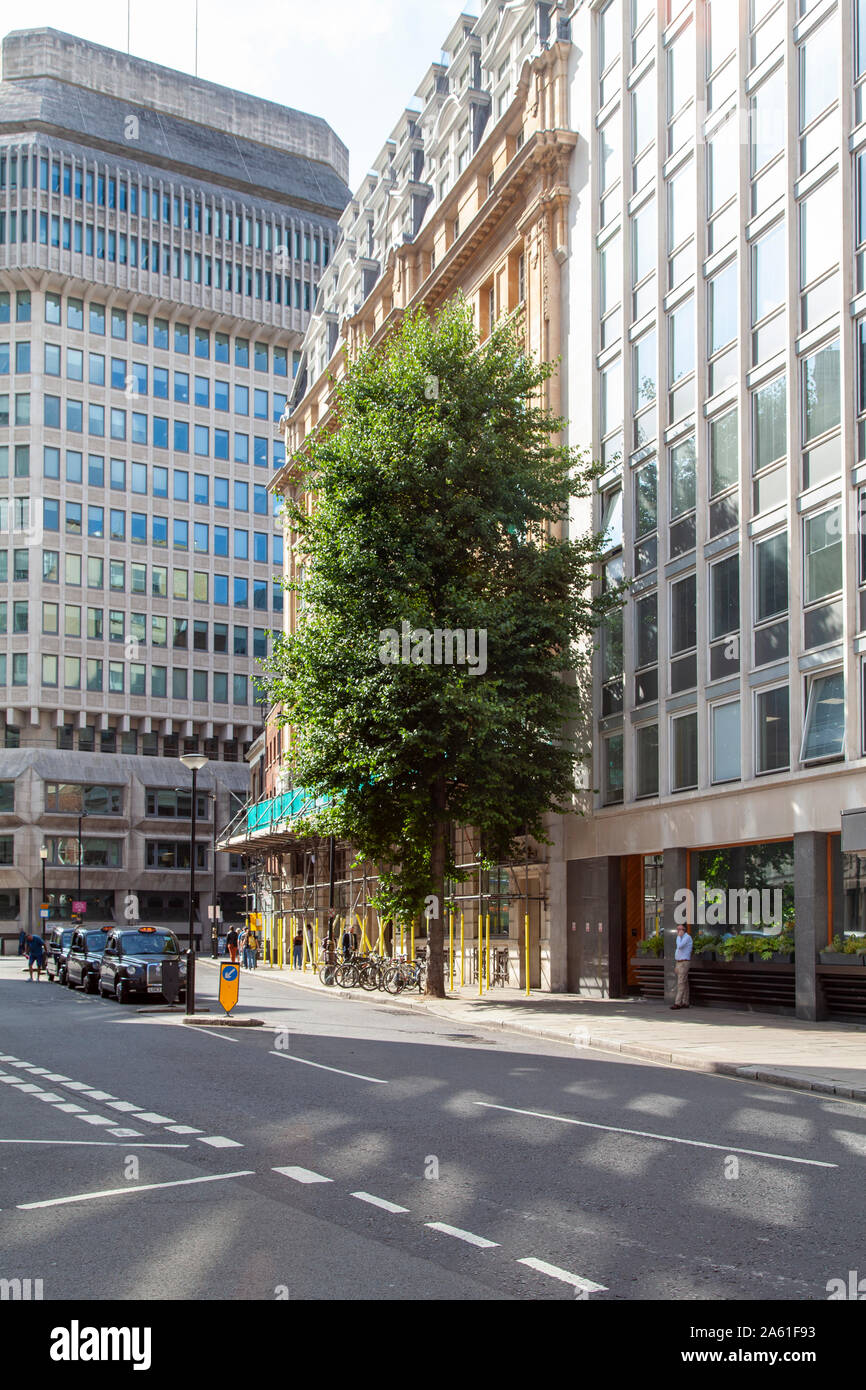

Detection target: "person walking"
[292, 926, 303, 970]
[671, 922, 693, 1010]
[247, 927, 258, 969]
[26, 932, 46, 981]
[340, 922, 353, 961]
[226, 926, 239, 964]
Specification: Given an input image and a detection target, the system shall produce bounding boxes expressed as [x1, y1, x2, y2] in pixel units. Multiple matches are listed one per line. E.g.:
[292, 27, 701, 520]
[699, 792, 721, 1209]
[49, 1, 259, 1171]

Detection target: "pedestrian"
[247, 927, 258, 969]
[26, 932, 46, 981]
[340, 922, 353, 961]
[238, 926, 249, 969]
[671, 922, 693, 1010]
[226, 926, 239, 964]
[18, 927, 26, 956]
[292, 927, 303, 970]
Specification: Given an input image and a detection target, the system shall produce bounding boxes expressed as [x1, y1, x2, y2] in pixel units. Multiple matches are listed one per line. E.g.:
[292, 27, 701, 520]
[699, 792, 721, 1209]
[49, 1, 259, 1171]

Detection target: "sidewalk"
[199, 958, 866, 1104]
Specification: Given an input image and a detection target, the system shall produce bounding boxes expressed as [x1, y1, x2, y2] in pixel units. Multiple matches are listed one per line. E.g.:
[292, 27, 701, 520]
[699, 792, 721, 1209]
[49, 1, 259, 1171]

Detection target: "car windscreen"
[57, 931, 74, 946]
[119, 932, 180, 955]
[85, 932, 109, 950]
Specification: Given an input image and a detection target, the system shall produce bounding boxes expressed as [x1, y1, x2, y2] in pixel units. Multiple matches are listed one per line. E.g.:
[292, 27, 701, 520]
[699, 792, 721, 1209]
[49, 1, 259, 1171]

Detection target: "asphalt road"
[1, 956, 865, 1302]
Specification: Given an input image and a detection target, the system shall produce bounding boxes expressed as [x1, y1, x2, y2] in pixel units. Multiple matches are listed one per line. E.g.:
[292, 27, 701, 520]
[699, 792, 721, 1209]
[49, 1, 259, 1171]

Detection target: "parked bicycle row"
[318, 949, 428, 993]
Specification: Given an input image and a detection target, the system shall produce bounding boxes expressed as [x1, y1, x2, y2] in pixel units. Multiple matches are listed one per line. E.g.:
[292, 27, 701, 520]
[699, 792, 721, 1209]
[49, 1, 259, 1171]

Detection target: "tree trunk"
[426, 775, 448, 998]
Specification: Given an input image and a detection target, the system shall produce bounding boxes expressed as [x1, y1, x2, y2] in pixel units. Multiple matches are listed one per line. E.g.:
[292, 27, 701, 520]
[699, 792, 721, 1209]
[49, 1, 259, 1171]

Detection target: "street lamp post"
[211, 790, 219, 958]
[77, 813, 83, 915]
[180, 753, 208, 1016]
[39, 845, 48, 928]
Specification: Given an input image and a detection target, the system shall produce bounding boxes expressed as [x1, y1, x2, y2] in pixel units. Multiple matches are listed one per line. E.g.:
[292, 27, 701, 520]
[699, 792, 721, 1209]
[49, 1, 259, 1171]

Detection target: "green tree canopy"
[264, 296, 620, 995]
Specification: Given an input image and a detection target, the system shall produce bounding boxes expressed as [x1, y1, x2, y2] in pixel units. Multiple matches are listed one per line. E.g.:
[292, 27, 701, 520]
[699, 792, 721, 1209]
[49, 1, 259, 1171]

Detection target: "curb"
[182, 1016, 264, 1028]
[196, 960, 866, 1104]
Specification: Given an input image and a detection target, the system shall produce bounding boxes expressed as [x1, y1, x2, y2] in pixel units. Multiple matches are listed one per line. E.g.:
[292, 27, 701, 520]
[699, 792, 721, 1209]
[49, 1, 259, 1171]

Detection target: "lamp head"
[180, 754, 208, 773]
[39, 846, 48, 861]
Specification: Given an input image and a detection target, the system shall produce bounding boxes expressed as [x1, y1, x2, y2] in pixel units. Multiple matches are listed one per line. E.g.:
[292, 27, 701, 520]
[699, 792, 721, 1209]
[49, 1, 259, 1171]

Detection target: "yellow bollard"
[400, 921, 404, 956]
[314, 916, 319, 969]
[410, 919, 415, 962]
[478, 911, 483, 997]
[449, 911, 454, 992]
[525, 914, 530, 996]
[301, 922, 308, 972]
[460, 911, 465, 989]
[377, 915, 384, 955]
[485, 913, 490, 992]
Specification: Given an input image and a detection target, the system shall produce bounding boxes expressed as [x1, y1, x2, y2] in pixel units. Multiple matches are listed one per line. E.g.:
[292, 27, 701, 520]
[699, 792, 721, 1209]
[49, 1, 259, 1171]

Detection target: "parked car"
[98, 926, 187, 1004]
[45, 926, 75, 984]
[66, 927, 111, 993]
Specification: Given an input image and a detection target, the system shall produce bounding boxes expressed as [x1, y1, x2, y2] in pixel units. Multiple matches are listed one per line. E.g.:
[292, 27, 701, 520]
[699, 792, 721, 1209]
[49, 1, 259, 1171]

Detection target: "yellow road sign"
[219, 961, 240, 1015]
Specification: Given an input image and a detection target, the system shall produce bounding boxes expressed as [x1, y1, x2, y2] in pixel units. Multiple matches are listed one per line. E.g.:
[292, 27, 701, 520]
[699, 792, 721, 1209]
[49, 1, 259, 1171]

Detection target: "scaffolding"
[217, 794, 549, 989]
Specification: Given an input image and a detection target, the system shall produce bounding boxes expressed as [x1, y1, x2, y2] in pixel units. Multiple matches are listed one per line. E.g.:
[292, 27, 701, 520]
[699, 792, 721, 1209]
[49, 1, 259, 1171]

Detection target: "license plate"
[147, 985, 161, 993]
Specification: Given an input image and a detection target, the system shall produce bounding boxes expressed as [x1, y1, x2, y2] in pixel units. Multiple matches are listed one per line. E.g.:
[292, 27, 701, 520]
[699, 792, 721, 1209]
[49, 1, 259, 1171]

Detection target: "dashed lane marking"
[134, 1112, 176, 1125]
[198, 1136, 243, 1149]
[517, 1257, 608, 1293]
[425, 1222, 498, 1249]
[273, 1166, 332, 1184]
[351, 1191, 409, 1214]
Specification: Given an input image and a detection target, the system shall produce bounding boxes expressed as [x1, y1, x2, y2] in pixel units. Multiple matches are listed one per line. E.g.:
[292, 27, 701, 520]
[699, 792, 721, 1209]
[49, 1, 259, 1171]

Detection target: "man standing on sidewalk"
[671, 923, 693, 1010]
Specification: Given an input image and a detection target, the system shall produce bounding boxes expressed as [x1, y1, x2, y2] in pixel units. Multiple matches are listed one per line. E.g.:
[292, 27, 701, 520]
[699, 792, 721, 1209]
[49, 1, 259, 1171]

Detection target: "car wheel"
[66, 974, 77, 990]
[83, 973, 97, 995]
[59, 967, 67, 986]
[115, 978, 129, 1005]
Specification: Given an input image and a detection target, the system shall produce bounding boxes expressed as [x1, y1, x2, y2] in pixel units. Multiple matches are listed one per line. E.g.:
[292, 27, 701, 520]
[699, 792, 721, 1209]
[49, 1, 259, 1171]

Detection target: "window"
[709, 262, 737, 356]
[670, 437, 696, 518]
[804, 506, 842, 605]
[753, 375, 787, 472]
[712, 701, 741, 783]
[671, 574, 697, 654]
[755, 531, 788, 622]
[756, 685, 790, 773]
[635, 724, 658, 798]
[671, 712, 698, 791]
[800, 175, 840, 290]
[602, 734, 624, 806]
[709, 408, 738, 496]
[803, 340, 840, 443]
[801, 670, 844, 761]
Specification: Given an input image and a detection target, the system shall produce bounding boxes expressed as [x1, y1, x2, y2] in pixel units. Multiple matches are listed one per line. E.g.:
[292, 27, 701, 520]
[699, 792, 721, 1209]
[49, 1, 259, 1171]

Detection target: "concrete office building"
[0, 28, 349, 946]
[563, 0, 866, 1019]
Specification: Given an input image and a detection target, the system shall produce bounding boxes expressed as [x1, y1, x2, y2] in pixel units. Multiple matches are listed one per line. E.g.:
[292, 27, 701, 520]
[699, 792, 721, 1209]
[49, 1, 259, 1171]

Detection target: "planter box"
[696, 949, 717, 961]
[819, 951, 866, 966]
[770, 952, 794, 964]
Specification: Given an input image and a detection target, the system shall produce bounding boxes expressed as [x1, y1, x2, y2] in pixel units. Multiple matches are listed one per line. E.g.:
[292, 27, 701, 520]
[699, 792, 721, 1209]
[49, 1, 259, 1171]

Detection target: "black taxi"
[65, 926, 111, 993]
[98, 926, 187, 1004]
[45, 925, 75, 984]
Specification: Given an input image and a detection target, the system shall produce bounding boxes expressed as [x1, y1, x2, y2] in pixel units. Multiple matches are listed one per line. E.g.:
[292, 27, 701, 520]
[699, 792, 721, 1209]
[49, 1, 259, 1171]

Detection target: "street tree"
[264, 296, 620, 997]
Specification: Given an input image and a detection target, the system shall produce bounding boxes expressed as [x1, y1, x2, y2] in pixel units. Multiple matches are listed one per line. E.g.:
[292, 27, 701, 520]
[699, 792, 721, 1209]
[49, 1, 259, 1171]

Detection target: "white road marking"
[9, 1083, 42, 1093]
[351, 1191, 409, 1214]
[23, 1067, 52, 1076]
[273, 1166, 333, 1184]
[134, 1112, 176, 1125]
[198, 1136, 243, 1149]
[52, 1103, 87, 1114]
[106, 1101, 142, 1113]
[77, 1115, 117, 1127]
[269, 1050, 387, 1085]
[166, 1125, 202, 1135]
[0, 1139, 188, 1148]
[42, 1073, 70, 1082]
[10, 1062, 40, 1071]
[107, 1128, 143, 1138]
[34, 1092, 64, 1103]
[474, 1102, 839, 1169]
[0, 1076, 30, 1084]
[517, 1257, 608, 1292]
[18, 1170, 254, 1209]
[425, 1222, 498, 1249]
[61, 1081, 96, 1091]
[79, 1090, 116, 1101]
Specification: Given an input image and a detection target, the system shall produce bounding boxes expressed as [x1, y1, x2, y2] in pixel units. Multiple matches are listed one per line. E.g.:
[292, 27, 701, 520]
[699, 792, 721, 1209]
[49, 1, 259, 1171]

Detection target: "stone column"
[793, 831, 827, 1021]
[662, 848, 689, 1004]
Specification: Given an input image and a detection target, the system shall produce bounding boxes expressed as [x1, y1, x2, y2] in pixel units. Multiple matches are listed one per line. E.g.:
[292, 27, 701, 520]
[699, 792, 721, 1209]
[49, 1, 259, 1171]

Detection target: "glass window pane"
[753, 375, 787, 471]
[672, 712, 698, 790]
[804, 506, 842, 604]
[635, 723, 659, 798]
[709, 408, 738, 494]
[670, 437, 696, 517]
[801, 671, 844, 760]
[803, 340, 840, 442]
[755, 531, 788, 621]
[756, 685, 790, 772]
[712, 701, 741, 782]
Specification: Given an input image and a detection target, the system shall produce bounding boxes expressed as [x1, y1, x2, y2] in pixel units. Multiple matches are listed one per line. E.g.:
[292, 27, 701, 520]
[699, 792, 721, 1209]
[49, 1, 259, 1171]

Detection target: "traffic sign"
[218, 962, 239, 1015]
[39, 908, 49, 919]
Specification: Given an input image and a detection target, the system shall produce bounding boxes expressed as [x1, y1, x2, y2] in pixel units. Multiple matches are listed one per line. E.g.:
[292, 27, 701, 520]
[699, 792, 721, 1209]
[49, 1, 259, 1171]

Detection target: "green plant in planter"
[693, 932, 719, 956]
[827, 934, 847, 955]
[844, 934, 866, 955]
[718, 933, 756, 961]
[637, 933, 664, 958]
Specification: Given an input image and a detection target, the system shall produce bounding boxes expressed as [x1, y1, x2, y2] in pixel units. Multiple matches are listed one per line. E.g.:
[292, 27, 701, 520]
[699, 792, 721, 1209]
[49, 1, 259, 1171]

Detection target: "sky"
[2, 0, 475, 187]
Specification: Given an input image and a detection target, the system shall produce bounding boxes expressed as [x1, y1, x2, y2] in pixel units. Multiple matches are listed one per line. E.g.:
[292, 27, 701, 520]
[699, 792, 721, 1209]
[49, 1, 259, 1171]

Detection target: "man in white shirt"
[671, 923, 693, 1010]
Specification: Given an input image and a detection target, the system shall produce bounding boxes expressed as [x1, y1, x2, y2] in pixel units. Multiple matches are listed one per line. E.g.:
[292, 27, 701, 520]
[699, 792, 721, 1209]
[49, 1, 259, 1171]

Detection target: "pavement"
[204, 957, 866, 1104]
